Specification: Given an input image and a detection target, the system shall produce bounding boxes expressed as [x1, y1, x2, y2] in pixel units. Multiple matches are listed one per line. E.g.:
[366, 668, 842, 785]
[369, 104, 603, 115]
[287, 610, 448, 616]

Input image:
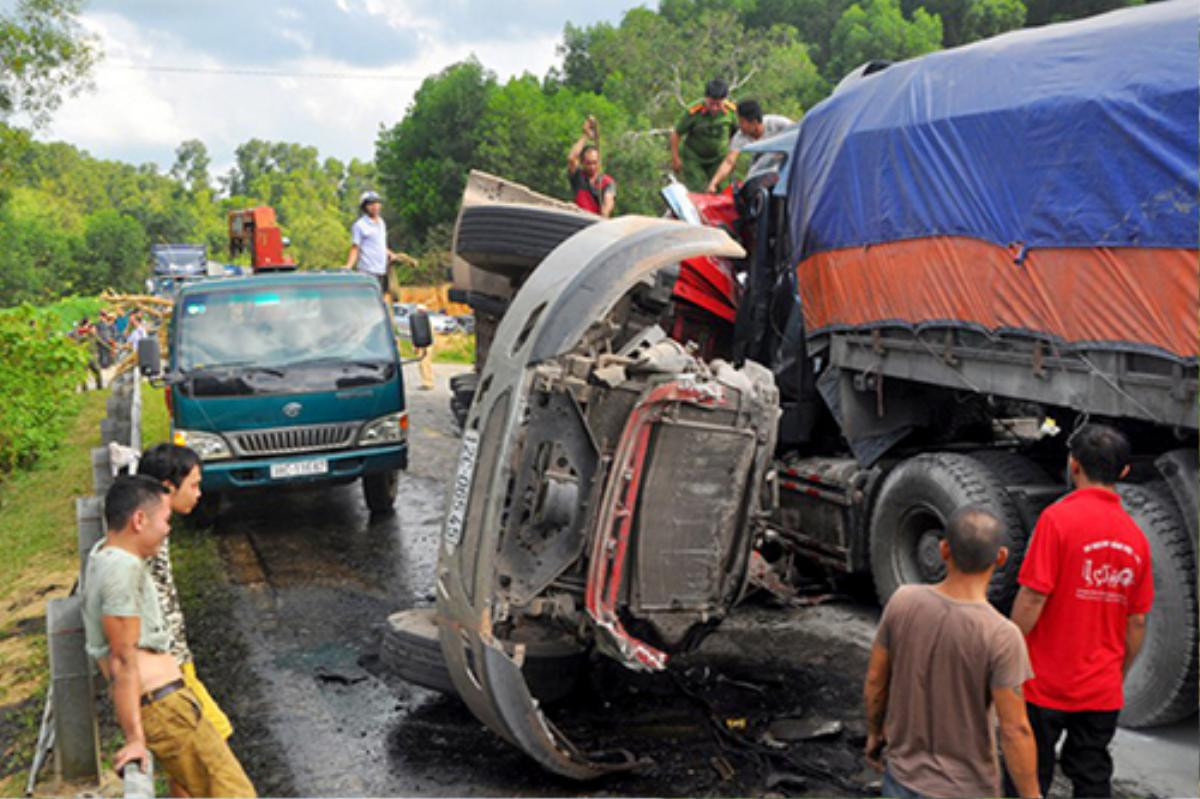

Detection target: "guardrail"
[28, 372, 147, 796]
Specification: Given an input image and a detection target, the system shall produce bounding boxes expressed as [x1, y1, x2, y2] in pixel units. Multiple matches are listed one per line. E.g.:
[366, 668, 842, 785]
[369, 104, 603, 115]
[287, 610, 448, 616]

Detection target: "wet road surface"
[191, 363, 1197, 798]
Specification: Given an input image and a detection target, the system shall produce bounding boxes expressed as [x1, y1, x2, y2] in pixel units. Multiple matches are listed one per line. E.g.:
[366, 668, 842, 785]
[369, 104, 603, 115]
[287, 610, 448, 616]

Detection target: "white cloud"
[36, 2, 639, 177]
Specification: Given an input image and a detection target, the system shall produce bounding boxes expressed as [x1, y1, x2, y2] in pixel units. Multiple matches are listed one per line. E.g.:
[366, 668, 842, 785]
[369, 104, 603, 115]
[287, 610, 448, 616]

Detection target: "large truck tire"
[870, 452, 1026, 610]
[1117, 482, 1198, 728]
[382, 609, 586, 703]
[363, 470, 399, 516]
[381, 609, 458, 695]
[967, 449, 1053, 485]
[456, 205, 597, 279]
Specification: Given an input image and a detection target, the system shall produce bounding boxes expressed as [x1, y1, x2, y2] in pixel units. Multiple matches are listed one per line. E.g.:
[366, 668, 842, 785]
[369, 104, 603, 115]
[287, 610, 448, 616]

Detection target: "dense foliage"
[0, 129, 378, 305]
[0, 303, 90, 472]
[0, 0, 1145, 305]
[374, 0, 1143, 247]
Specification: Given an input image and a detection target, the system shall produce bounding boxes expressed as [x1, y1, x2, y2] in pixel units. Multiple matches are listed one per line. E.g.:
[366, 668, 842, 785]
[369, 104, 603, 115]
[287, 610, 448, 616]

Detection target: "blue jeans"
[883, 768, 926, 799]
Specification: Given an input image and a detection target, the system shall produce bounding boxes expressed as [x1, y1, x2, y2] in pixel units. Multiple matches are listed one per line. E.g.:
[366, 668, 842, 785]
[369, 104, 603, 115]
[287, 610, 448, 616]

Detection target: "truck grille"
[229, 422, 360, 457]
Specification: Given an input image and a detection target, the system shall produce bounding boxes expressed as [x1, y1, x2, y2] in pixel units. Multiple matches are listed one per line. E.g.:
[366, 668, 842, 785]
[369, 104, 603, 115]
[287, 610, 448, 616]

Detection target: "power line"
[104, 61, 423, 82]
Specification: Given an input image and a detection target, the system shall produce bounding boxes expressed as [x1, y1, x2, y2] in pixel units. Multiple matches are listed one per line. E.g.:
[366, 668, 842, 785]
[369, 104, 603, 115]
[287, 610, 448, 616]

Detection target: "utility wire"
[104, 62, 422, 81]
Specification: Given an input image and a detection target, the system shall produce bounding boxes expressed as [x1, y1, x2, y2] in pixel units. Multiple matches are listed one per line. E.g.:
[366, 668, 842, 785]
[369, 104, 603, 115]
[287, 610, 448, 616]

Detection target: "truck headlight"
[358, 411, 408, 446]
[173, 429, 233, 461]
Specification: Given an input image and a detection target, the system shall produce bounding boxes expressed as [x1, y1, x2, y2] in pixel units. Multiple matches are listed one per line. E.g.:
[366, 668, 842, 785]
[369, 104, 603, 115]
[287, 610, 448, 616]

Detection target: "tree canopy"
[0, 0, 1147, 307]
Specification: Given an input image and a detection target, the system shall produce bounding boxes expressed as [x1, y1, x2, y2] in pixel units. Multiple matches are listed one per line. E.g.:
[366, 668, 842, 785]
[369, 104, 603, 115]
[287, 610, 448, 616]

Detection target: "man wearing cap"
[346, 191, 401, 303]
[670, 78, 739, 192]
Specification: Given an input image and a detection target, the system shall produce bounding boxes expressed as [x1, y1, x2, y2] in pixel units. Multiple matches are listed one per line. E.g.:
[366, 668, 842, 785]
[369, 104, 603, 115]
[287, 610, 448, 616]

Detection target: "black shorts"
[367, 273, 388, 296]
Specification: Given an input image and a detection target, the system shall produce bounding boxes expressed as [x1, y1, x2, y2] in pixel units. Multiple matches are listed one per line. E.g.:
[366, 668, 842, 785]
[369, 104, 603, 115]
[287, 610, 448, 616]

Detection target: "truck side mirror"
[137, 337, 161, 377]
[409, 311, 433, 349]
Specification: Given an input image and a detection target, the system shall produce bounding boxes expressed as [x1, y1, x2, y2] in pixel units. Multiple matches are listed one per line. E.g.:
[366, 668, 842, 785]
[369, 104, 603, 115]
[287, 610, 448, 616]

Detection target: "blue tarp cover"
[788, 0, 1199, 259]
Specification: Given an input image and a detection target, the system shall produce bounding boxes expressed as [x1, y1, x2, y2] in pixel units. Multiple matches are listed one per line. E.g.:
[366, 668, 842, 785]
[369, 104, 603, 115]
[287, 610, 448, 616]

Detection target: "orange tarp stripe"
[797, 238, 1199, 359]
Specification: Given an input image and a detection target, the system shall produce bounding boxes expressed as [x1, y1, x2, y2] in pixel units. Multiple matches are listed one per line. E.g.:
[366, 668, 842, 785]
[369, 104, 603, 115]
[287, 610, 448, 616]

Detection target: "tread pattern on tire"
[1116, 482, 1198, 728]
[380, 617, 457, 695]
[968, 449, 1053, 485]
[457, 205, 597, 276]
[870, 452, 1028, 610]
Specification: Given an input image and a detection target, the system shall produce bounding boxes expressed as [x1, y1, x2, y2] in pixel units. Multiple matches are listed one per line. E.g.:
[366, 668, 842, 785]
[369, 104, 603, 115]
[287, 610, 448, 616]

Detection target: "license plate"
[444, 429, 479, 549]
[269, 458, 329, 479]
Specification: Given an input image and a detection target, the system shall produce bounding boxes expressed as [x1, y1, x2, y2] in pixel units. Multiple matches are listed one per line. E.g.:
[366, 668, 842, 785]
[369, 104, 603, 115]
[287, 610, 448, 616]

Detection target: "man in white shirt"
[345, 190, 401, 301]
[705, 100, 793, 193]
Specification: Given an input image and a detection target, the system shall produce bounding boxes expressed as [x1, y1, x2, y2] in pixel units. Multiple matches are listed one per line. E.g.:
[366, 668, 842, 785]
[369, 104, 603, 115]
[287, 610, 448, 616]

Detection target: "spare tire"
[381, 608, 587, 704]
[381, 609, 457, 695]
[870, 453, 1027, 610]
[1117, 482, 1198, 728]
[456, 204, 598, 280]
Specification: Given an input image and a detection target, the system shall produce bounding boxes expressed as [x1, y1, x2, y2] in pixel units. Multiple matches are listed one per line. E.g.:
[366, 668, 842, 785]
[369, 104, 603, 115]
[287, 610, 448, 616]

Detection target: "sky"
[33, 1, 647, 179]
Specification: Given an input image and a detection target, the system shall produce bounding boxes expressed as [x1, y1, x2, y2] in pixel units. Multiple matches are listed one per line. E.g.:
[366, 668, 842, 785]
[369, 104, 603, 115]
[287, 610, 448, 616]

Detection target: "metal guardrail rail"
[27, 373, 150, 797]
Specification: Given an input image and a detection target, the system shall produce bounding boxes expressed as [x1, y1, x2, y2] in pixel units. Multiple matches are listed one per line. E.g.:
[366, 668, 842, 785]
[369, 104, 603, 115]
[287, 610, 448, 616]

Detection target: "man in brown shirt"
[863, 507, 1041, 798]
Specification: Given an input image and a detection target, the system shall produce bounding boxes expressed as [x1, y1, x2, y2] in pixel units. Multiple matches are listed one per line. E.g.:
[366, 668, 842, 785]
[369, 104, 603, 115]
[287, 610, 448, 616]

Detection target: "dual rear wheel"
[869, 450, 1196, 728]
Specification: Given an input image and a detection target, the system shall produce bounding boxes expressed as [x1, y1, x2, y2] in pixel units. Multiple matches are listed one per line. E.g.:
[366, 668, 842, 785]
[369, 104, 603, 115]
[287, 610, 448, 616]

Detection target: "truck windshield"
[176, 284, 393, 372]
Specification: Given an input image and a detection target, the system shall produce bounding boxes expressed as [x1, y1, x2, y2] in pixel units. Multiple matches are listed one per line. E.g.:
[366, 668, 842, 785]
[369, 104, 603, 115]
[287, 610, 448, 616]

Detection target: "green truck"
[138, 271, 430, 522]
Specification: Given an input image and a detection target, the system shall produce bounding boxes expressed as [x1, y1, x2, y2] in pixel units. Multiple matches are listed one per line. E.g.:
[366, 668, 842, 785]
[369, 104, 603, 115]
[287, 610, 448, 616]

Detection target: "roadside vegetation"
[0, 301, 92, 473]
[0, 386, 106, 796]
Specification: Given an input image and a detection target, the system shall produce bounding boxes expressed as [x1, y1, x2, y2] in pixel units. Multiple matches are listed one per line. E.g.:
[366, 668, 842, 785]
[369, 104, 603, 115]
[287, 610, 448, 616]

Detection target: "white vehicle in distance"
[393, 303, 459, 336]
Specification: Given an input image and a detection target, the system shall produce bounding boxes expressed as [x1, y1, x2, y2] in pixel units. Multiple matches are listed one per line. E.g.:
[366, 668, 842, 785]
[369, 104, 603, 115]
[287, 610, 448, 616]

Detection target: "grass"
[0, 387, 107, 797]
[397, 331, 476, 364]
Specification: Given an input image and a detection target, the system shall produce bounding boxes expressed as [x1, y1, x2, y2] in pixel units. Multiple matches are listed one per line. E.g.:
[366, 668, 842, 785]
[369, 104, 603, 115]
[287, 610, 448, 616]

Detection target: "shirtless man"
[83, 475, 255, 797]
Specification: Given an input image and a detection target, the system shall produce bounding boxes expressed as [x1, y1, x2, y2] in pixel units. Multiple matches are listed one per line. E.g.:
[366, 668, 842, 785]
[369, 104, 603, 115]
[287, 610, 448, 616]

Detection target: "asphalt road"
[192, 362, 1197, 798]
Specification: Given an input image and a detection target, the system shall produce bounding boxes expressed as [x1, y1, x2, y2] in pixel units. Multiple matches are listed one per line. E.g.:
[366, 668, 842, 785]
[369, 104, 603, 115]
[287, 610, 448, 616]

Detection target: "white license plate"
[269, 458, 329, 479]
[444, 429, 479, 549]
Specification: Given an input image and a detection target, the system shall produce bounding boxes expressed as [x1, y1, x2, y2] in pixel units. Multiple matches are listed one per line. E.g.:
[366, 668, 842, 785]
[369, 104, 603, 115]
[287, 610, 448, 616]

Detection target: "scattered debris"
[315, 666, 368, 686]
[765, 770, 809, 791]
[710, 755, 736, 781]
[767, 718, 845, 743]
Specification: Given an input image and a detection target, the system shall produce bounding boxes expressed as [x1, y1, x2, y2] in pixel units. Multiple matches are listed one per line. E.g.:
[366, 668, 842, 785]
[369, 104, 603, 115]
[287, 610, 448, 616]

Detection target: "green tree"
[374, 59, 496, 247]
[743, 0, 855, 72]
[553, 22, 615, 94]
[901, 0, 1025, 45]
[1024, 0, 1140, 25]
[828, 0, 943, 80]
[589, 8, 826, 127]
[0, 0, 98, 127]
[0, 206, 74, 303]
[961, 0, 1025, 42]
[171, 139, 211, 194]
[476, 77, 627, 203]
[80, 209, 147, 294]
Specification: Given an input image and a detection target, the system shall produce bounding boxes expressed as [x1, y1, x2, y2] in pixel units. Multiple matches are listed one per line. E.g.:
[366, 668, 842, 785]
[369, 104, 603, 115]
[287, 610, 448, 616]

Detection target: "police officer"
[670, 78, 738, 191]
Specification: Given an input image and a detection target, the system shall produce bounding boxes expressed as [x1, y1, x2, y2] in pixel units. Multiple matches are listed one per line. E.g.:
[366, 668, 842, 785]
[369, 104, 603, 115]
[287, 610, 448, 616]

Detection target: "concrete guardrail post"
[46, 596, 100, 783]
[76, 497, 105, 590]
[91, 447, 114, 495]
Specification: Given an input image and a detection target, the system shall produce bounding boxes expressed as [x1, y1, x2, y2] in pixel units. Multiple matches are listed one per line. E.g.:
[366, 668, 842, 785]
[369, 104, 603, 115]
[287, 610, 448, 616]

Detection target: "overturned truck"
[393, 1, 1199, 778]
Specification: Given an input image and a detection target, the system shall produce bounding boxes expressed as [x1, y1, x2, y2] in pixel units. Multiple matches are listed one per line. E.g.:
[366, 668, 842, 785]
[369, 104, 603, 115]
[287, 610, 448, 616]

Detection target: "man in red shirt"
[1010, 424, 1153, 798]
[566, 117, 615, 217]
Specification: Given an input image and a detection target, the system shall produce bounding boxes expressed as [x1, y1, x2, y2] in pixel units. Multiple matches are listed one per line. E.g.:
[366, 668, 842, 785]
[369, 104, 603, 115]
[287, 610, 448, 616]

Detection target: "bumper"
[199, 443, 407, 492]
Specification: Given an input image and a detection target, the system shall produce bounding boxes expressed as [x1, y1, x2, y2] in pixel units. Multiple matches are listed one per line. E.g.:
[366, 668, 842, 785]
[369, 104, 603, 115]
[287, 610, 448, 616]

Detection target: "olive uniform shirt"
[674, 99, 738, 190]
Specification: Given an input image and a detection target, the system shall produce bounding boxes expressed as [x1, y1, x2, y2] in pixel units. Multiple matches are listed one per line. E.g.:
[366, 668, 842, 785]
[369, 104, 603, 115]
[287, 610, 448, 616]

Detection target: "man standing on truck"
[1010, 424, 1152, 799]
[863, 507, 1040, 799]
[346, 191, 401, 303]
[83, 476, 255, 797]
[567, 117, 616, 217]
[670, 78, 738, 192]
[705, 100, 793, 193]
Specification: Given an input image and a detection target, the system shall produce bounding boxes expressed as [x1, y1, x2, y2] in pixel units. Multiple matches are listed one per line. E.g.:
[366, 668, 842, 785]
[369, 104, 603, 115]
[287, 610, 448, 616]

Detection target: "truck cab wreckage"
[389, 1, 1199, 779]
